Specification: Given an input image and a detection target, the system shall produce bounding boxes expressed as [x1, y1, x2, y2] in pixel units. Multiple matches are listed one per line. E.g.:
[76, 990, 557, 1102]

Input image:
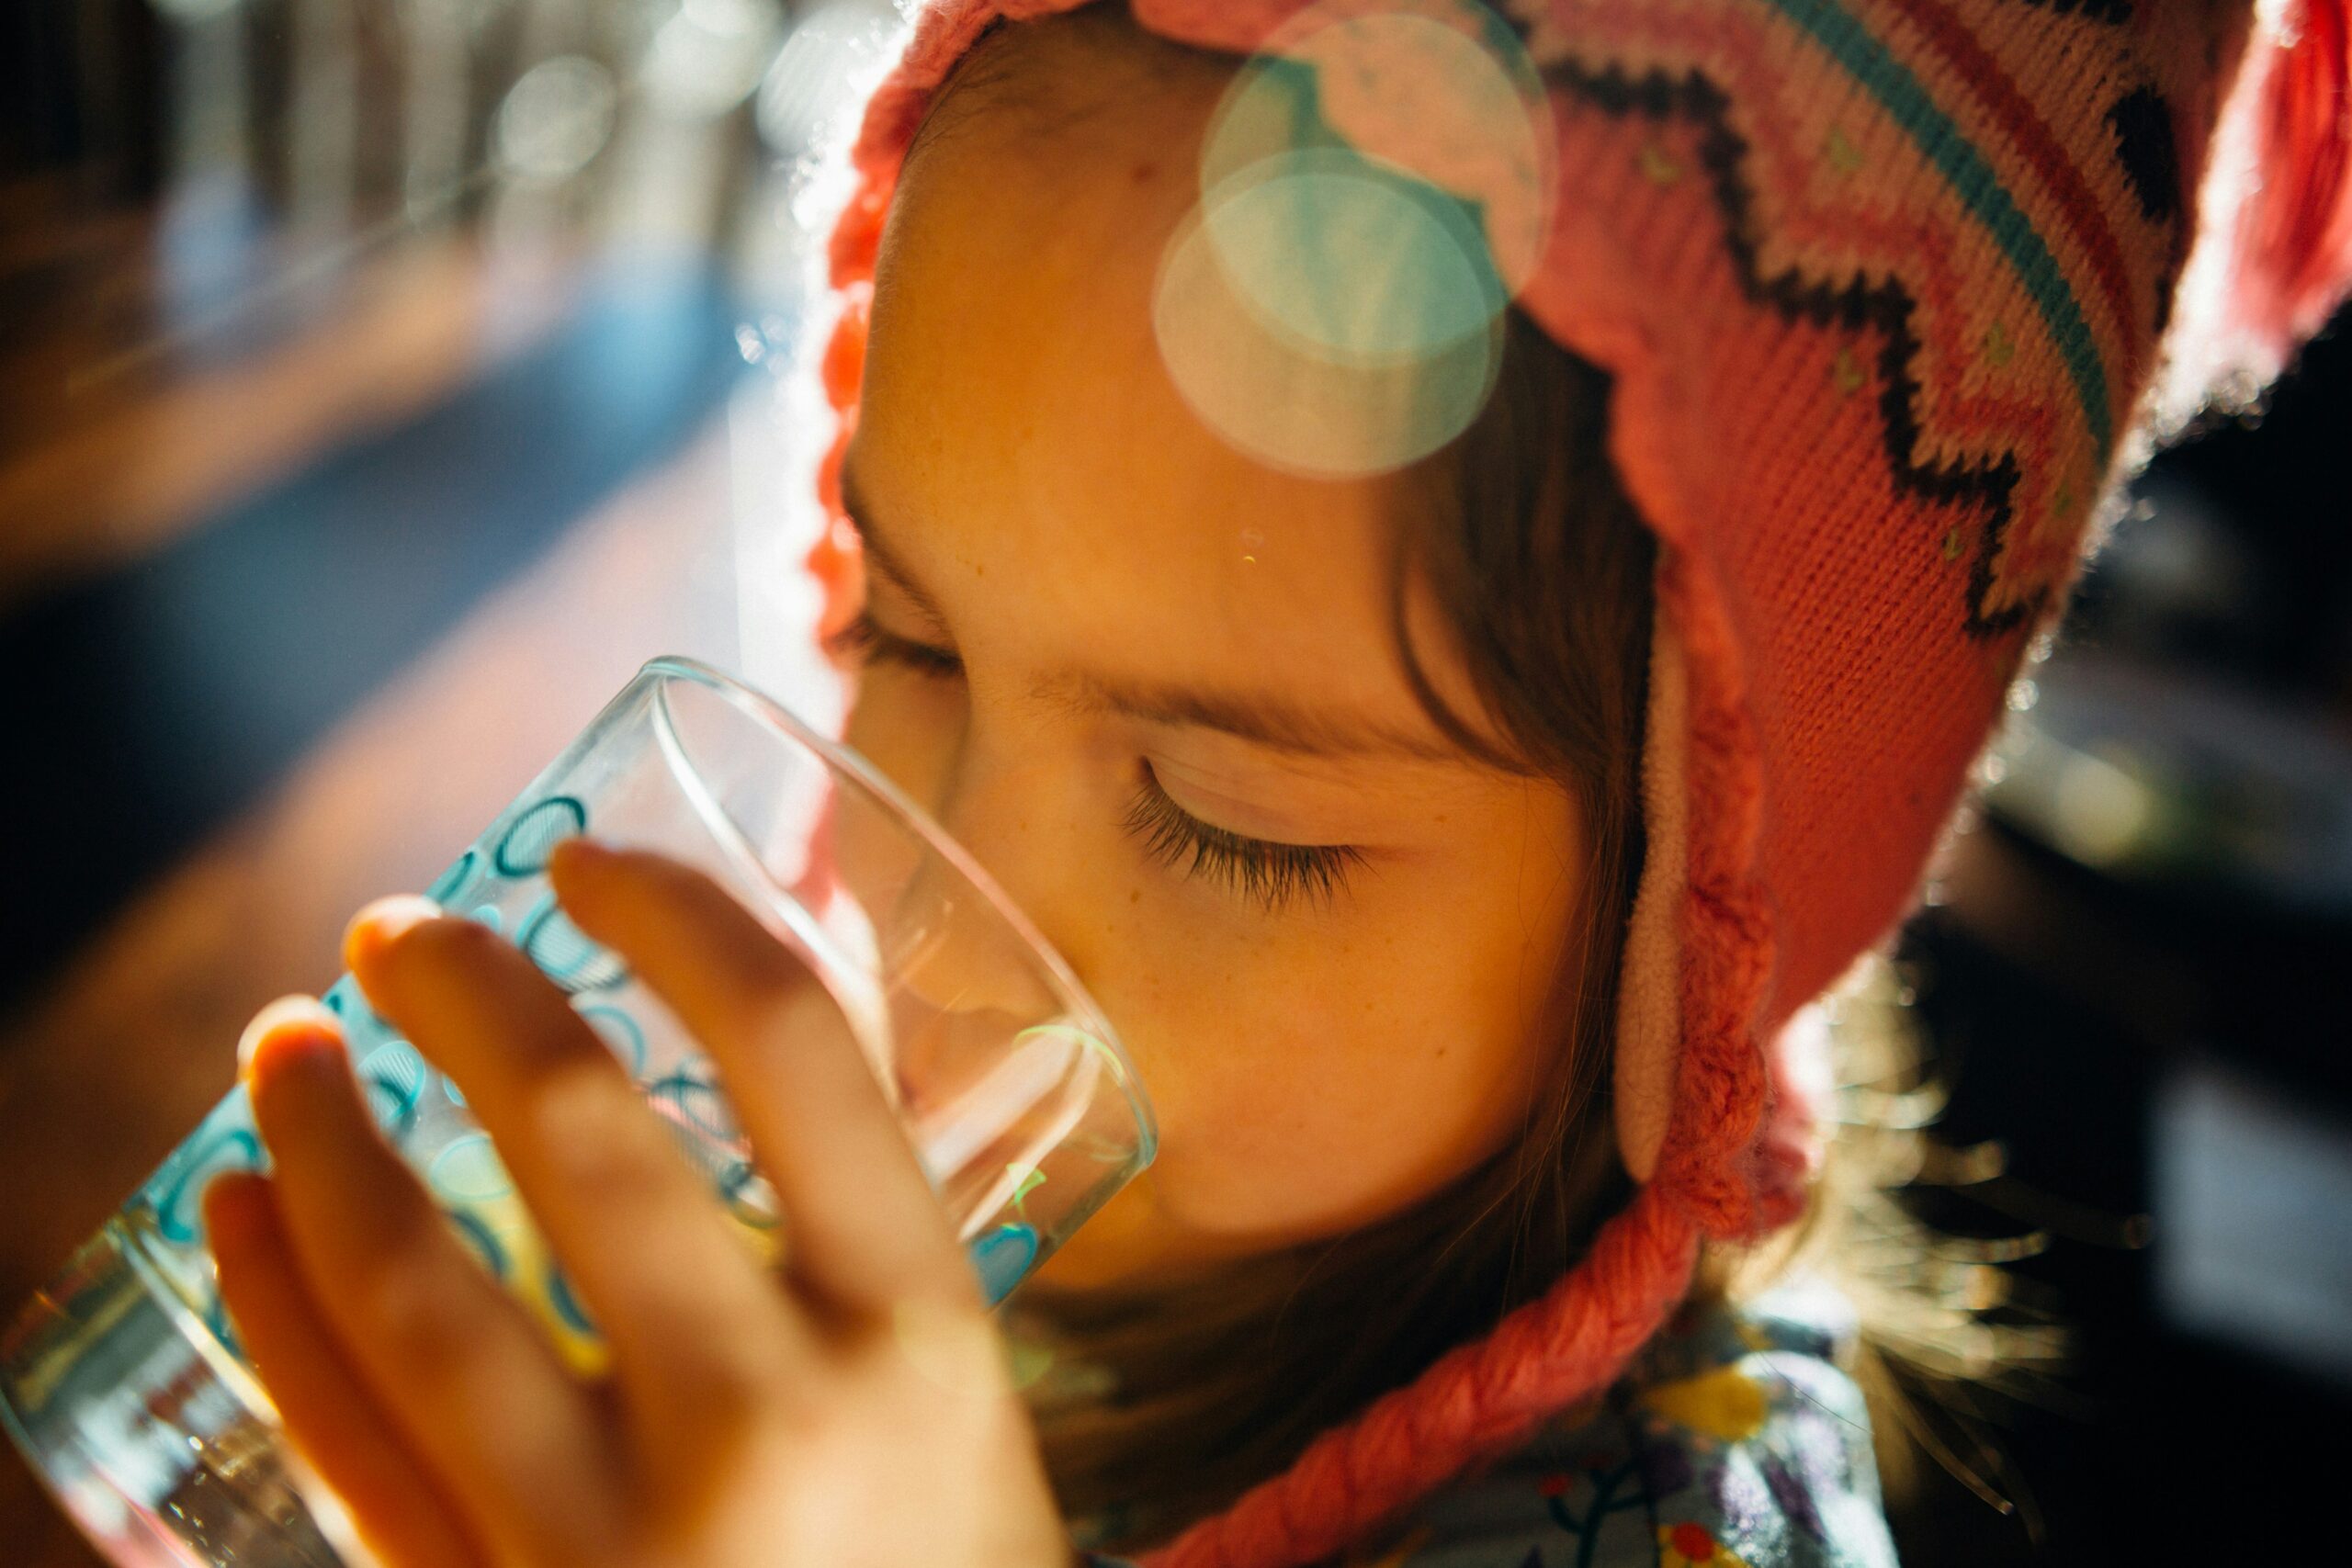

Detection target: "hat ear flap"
[1612, 598, 1688, 1185]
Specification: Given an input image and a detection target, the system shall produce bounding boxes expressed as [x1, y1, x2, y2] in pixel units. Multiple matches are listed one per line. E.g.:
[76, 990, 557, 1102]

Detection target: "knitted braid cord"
[1142, 1187, 1699, 1568]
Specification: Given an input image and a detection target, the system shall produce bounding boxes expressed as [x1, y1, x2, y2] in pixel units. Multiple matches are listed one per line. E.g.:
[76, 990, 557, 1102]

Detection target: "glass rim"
[637, 655, 1157, 1168]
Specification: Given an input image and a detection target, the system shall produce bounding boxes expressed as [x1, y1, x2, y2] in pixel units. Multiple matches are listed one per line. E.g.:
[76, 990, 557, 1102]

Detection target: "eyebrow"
[838, 453, 950, 626]
[838, 450, 1476, 766]
[1049, 672, 1472, 763]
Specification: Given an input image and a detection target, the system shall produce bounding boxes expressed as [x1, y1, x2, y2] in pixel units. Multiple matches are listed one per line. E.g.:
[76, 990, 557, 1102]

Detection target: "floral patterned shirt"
[1081, 1277, 1897, 1568]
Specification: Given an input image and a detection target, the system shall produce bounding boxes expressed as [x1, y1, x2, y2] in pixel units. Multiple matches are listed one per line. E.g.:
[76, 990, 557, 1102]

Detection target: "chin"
[1017, 1175, 1241, 1296]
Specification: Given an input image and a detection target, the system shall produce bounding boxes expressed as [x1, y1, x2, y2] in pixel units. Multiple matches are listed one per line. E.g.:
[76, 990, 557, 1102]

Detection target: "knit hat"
[796, 2, 2352, 1564]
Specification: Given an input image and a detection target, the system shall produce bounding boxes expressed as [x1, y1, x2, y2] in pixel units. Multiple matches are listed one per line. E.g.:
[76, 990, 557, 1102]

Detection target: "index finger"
[343, 900, 809, 1438]
[548, 840, 978, 1317]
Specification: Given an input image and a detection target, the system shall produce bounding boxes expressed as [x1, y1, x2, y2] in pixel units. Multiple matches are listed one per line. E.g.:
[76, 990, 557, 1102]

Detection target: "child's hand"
[201, 840, 1076, 1568]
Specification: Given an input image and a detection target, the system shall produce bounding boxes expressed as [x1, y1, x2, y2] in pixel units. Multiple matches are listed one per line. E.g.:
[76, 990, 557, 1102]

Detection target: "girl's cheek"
[1114, 925, 1516, 1245]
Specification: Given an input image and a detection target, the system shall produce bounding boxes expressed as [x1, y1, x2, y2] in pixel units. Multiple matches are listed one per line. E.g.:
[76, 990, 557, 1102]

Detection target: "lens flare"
[1154, 161, 1505, 477]
[1202, 2, 1555, 292]
[1206, 150, 1506, 362]
[1154, 0, 1554, 478]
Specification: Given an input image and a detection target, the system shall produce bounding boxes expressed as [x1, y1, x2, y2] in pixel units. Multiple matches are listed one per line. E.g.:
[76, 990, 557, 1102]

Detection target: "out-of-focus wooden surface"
[0, 238, 567, 612]
[0, 397, 735, 1568]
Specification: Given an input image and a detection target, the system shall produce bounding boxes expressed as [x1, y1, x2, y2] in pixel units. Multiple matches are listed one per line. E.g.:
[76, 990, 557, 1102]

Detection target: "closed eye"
[1122, 762, 1365, 912]
[827, 610, 965, 681]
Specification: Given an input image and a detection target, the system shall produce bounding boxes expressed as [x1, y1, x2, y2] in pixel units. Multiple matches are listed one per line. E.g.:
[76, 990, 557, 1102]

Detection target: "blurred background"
[0, 3, 2346, 1565]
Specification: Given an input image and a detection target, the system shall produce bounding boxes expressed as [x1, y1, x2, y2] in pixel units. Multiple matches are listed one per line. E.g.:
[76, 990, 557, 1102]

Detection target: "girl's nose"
[876, 792, 1078, 1062]
[868, 836, 1103, 1230]
[891, 743, 1099, 1032]
[904, 736, 1083, 998]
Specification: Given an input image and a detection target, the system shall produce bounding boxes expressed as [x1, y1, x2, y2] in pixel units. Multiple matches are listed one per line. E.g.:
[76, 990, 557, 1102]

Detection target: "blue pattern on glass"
[447, 1207, 509, 1282]
[577, 1003, 649, 1077]
[546, 1262, 598, 1337]
[425, 848, 481, 904]
[361, 1043, 430, 1143]
[968, 1223, 1038, 1306]
[516, 892, 628, 993]
[494, 795, 587, 876]
[646, 1067, 739, 1145]
[151, 1125, 265, 1246]
[723, 1165, 784, 1232]
[427, 1135, 512, 1203]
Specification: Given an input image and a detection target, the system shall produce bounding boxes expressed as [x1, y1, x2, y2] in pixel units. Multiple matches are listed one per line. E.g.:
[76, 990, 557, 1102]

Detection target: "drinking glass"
[0, 655, 1153, 1568]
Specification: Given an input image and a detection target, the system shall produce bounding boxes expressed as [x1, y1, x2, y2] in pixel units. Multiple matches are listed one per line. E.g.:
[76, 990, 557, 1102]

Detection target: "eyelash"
[1123, 764, 1364, 913]
[828, 610, 965, 680]
[834, 612, 1363, 913]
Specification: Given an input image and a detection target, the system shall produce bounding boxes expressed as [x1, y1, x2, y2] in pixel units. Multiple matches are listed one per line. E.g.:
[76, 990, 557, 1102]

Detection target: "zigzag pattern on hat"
[1517, 0, 2188, 642]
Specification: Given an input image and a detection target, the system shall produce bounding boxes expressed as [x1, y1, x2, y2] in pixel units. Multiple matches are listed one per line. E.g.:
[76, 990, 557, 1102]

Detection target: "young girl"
[202, 2, 2352, 1564]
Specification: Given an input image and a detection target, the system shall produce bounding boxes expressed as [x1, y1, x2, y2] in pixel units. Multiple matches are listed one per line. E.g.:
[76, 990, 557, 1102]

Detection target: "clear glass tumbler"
[0, 655, 1154, 1568]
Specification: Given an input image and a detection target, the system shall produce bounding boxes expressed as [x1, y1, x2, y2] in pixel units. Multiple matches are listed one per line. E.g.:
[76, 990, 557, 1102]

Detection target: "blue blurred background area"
[2, 5, 2349, 1567]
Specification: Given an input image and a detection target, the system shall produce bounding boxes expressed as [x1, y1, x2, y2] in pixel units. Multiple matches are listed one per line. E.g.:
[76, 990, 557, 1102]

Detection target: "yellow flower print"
[1659, 1520, 1755, 1567]
[1636, 1366, 1770, 1442]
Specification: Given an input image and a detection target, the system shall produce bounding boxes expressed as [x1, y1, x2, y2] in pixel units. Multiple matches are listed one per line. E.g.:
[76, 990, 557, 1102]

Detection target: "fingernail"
[236, 994, 342, 1077]
[343, 893, 443, 974]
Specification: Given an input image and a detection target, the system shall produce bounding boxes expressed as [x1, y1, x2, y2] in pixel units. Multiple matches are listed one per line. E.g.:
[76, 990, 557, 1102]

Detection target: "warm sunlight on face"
[838, 20, 1589, 1293]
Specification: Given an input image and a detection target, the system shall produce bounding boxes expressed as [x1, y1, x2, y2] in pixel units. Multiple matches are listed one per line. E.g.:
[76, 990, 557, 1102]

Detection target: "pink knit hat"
[798, 2, 2352, 1563]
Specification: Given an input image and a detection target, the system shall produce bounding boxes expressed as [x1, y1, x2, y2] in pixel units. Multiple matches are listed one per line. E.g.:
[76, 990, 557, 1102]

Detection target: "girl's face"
[840, 32, 1589, 1293]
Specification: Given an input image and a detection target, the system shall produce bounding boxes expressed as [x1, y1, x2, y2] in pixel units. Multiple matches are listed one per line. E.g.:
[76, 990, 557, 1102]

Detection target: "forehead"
[856, 19, 1471, 733]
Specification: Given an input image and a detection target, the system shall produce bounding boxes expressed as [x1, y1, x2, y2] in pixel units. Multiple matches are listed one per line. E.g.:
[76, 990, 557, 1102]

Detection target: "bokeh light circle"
[1201, 149, 1505, 365]
[1153, 0, 1551, 478]
[494, 56, 618, 185]
[1154, 154, 1505, 478]
[1201, 1, 1555, 293]
[428, 1134, 515, 1204]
